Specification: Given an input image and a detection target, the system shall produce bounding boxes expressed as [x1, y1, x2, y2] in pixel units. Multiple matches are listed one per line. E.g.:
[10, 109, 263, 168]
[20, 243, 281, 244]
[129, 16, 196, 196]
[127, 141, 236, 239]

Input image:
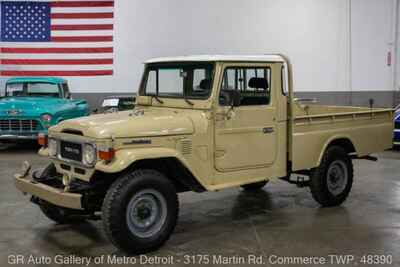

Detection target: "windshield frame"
[140, 61, 215, 101]
[5, 82, 62, 98]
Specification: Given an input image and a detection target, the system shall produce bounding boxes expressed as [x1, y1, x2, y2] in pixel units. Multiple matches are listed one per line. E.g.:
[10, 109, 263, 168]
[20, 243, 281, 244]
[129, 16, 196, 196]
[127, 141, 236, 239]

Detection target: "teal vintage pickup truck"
[0, 77, 89, 142]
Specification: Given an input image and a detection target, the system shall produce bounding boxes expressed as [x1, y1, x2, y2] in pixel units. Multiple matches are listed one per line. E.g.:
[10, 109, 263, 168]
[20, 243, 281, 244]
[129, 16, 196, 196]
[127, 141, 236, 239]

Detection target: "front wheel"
[38, 201, 87, 224]
[102, 169, 179, 254]
[309, 146, 353, 207]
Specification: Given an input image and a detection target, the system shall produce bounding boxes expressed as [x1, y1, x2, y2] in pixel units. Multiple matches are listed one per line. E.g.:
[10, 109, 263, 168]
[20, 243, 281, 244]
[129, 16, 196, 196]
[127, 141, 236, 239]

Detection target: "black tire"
[241, 180, 268, 191]
[36, 163, 86, 224]
[40, 163, 57, 178]
[309, 146, 353, 207]
[102, 169, 179, 254]
[39, 201, 86, 224]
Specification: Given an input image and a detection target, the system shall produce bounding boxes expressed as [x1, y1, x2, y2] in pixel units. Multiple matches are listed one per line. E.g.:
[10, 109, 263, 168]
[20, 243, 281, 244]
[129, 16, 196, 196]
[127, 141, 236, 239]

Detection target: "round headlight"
[48, 138, 57, 157]
[41, 114, 53, 128]
[83, 143, 96, 166]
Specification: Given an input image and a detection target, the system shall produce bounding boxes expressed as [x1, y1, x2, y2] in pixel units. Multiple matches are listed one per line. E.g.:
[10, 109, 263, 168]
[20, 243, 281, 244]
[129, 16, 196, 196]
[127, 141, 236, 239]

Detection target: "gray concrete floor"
[1, 144, 400, 267]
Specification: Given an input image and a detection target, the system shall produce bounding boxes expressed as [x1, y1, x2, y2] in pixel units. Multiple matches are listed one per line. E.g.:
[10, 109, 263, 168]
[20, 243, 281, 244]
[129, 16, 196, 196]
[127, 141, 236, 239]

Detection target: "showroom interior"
[1, 0, 400, 266]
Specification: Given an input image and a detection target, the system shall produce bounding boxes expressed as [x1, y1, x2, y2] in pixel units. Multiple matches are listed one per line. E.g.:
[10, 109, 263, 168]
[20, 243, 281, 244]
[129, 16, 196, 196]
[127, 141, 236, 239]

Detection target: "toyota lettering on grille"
[64, 146, 80, 155]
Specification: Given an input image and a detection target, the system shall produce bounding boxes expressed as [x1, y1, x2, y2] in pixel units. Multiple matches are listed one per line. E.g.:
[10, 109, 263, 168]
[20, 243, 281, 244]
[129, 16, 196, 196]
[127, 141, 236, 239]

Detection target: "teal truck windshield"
[143, 63, 214, 99]
[6, 82, 61, 97]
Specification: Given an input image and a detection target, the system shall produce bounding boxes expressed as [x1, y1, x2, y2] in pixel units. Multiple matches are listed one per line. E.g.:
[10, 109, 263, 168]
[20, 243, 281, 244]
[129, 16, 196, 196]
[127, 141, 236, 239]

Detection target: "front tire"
[39, 201, 86, 224]
[309, 146, 353, 207]
[36, 163, 87, 224]
[102, 169, 179, 254]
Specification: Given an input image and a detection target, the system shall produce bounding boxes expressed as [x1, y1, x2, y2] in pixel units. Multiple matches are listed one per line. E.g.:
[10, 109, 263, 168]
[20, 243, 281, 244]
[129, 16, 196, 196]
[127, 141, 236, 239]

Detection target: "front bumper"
[0, 133, 38, 140]
[15, 174, 83, 210]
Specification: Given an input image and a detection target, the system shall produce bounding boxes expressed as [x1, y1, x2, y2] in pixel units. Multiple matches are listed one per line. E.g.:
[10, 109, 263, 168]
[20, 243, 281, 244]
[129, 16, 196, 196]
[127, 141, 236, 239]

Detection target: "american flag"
[0, 0, 114, 76]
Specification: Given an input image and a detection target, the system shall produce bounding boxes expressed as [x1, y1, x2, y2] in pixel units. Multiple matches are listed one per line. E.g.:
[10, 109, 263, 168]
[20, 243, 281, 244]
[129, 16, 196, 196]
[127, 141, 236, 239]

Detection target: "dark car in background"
[98, 95, 136, 113]
[394, 105, 400, 149]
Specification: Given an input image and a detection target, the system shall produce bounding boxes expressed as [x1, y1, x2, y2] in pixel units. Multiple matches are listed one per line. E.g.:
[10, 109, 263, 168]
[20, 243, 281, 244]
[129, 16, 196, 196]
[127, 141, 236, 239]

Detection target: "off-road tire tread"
[309, 146, 354, 207]
[39, 202, 86, 224]
[37, 164, 86, 224]
[102, 169, 179, 254]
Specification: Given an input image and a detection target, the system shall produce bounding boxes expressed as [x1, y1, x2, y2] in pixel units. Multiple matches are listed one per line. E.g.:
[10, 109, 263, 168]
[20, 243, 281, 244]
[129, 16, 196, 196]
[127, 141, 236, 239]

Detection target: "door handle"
[262, 127, 274, 134]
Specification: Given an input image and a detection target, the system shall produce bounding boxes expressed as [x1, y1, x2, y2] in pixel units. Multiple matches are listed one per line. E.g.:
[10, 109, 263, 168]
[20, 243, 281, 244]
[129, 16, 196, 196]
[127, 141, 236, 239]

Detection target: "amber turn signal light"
[99, 148, 115, 161]
[37, 133, 48, 146]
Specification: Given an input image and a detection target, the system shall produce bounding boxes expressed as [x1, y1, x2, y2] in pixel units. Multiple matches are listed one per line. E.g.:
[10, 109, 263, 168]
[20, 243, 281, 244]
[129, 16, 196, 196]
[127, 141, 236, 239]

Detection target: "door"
[214, 64, 278, 172]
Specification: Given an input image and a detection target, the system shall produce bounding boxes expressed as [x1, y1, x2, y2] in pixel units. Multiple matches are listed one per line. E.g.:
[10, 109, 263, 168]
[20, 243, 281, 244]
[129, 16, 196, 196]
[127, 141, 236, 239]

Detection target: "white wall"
[397, 0, 400, 92]
[0, 0, 397, 94]
[351, 0, 395, 91]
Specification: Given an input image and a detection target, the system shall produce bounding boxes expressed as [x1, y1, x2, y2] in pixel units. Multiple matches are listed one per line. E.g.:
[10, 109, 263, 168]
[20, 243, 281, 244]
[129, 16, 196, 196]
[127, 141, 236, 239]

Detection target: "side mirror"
[219, 90, 241, 107]
[229, 90, 241, 107]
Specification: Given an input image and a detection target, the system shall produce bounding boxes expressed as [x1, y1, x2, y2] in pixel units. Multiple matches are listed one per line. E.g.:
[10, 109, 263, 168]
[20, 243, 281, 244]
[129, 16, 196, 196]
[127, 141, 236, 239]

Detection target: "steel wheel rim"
[326, 160, 348, 196]
[126, 189, 167, 238]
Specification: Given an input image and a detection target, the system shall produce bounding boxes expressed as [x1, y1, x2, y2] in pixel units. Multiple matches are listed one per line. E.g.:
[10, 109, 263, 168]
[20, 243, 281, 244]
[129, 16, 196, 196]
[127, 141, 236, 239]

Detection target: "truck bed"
[290, 104, 394, 171]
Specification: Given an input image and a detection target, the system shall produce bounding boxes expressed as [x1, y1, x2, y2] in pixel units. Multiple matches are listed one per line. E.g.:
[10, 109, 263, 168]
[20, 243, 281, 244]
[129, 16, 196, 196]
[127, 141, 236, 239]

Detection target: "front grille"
[60, 141, 82, 162]
[0, 119, 39, 132]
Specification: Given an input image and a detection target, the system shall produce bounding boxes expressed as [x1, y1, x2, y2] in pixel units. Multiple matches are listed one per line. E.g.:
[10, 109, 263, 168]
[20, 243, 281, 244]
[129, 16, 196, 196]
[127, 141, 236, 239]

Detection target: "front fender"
[95, 147, 196, 177]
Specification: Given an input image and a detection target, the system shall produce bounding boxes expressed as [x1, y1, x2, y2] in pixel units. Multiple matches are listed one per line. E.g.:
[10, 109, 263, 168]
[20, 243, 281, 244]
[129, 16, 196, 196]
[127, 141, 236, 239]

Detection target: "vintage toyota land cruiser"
[15, 55, 393, 254]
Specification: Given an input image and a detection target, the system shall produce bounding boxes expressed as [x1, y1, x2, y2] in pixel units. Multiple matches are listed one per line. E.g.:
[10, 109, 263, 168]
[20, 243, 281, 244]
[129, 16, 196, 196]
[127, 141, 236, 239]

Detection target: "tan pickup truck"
[15, 55, 393, 254]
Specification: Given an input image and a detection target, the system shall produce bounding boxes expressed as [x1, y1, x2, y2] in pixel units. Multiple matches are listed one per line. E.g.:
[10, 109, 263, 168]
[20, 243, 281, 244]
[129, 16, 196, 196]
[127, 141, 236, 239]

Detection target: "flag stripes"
[0, 0, 114, 77]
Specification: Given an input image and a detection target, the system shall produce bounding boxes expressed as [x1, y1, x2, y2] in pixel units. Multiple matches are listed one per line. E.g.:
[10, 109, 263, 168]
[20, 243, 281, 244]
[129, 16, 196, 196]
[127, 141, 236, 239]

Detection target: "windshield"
[142, 62, 214, 99]
[5, 82, 61, 97]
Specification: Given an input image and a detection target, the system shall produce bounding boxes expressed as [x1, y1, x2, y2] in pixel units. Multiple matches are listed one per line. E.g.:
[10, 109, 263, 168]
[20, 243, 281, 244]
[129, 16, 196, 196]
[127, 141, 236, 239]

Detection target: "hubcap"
[326, 160, 348, 196]
[126, 189, 167, 238]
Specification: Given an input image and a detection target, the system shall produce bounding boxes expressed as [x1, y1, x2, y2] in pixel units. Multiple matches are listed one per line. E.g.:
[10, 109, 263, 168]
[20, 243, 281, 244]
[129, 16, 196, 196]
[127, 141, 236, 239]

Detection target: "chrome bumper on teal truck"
[0, 118, 46, 141]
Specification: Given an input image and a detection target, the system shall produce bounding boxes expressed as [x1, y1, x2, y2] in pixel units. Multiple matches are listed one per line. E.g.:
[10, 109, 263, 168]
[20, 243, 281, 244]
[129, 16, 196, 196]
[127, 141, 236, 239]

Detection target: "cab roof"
[145, 54, 286, 64]
[6, 77, 67, 84]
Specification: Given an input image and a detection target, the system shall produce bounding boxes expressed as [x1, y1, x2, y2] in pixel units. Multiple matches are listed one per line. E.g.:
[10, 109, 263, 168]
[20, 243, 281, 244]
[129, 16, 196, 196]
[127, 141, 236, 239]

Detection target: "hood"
[0, 97, 72, 116]
[52, 109, 195, 138]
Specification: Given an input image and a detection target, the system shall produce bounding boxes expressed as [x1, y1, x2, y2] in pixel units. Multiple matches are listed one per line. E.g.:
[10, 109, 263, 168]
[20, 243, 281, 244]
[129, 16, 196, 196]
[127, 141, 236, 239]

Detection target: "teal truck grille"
[0, 119, 39, 132]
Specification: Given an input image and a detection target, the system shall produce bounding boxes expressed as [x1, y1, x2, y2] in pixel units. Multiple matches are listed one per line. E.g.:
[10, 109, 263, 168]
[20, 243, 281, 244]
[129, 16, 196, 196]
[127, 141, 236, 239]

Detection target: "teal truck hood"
[0, 97, 82, 116]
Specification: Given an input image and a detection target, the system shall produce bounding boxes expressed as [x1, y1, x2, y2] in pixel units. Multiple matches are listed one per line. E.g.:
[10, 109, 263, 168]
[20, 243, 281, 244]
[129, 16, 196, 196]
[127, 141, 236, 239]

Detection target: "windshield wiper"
[151, 95, 164, 104]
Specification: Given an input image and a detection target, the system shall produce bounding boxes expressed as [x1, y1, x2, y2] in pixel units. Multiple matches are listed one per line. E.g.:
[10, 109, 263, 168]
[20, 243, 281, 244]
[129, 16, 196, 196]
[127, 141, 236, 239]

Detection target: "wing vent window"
[180, 139, 192, 155]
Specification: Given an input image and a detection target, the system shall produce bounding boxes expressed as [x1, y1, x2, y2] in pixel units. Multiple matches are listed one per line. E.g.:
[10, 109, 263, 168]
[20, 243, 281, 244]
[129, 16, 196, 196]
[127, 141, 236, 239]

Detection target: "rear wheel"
[241, 180, 268, 191]
[309, 146, 353, 207]
[102, 169, 179, 254]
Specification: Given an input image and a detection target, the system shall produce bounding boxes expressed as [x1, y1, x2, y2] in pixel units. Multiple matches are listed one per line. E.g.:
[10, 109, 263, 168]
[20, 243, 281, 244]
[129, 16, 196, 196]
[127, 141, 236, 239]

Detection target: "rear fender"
[317, 135, 357, 166]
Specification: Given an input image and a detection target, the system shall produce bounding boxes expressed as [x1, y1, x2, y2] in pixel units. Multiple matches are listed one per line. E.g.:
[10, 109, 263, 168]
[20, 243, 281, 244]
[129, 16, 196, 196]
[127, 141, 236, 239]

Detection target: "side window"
[220, 67, 271, 106]
[145, 70, 157, 95]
